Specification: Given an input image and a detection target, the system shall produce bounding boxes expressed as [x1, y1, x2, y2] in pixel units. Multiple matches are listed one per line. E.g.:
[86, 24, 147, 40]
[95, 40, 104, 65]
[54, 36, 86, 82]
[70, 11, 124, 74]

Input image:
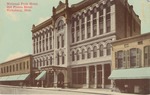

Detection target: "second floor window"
[99, 45, 104, 57]
[144, 46, 150, 67]
[72, 51, 75, 61]
[93, 46, 97, 58]
[87, 48, 91, 59]
[130, 48, 137, 67]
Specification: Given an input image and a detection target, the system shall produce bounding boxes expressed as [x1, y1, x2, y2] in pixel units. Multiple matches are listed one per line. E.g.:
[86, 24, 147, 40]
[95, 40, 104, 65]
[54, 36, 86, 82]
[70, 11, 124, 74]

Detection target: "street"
[0, 86, 108, 95]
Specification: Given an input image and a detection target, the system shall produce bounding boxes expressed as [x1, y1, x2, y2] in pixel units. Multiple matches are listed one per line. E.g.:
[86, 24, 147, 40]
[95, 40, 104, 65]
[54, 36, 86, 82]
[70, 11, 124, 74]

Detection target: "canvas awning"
[0, 74, 30, 81]
[109, 67, 150, 80]
[35, 71, 46, 80]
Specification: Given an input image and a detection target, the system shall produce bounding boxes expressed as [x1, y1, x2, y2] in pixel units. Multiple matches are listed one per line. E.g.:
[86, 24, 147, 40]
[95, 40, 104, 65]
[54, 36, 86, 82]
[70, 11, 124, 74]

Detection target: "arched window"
[76, 15, 80, 41]
[40, 59, 42, 67]
[46, 57, 48, 66]
[62, 52, 65, 64]
[72, 51, 75, 61]
[106, 43, 111, 55]
[81, 13, 85, 40]
[76, 50, 80, 61]
[99, 44, 104, 57]
[58, 20, 64, 31]
[87, 48, 91, 59]
[87, 10, 91, 38]
[57, 53, 60, 65]
[93, 46, 97, 58]
[93, 7, 97, 36]
[99, 6, 103, 35]
[50, 56, 53, 65]
[82, 49, 85, 59]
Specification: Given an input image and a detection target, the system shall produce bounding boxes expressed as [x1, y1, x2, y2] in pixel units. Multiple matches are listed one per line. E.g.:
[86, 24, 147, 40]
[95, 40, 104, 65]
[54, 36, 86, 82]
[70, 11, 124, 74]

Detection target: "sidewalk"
[26, 86, 138, 95]
[0, 85, 139, 95]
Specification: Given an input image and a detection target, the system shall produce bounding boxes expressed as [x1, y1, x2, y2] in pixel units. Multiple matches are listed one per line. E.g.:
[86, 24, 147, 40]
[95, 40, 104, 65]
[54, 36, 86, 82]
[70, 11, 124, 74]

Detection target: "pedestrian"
[37, 82, 39, 88]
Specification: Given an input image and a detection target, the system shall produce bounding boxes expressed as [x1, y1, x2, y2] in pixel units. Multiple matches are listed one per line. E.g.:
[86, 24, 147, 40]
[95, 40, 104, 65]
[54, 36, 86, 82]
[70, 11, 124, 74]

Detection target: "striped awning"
[0, 74, 30, 81]
[109, 67, 150, 80]
[35, 71, 46, 80]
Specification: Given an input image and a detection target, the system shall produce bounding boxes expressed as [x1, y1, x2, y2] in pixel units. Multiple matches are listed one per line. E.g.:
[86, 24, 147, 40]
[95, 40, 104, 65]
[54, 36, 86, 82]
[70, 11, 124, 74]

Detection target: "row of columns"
[33, 31, 54, 54]
[73, 48, 108, 61]
[86, 64, 105, 88]
[73, 9, 107, 43]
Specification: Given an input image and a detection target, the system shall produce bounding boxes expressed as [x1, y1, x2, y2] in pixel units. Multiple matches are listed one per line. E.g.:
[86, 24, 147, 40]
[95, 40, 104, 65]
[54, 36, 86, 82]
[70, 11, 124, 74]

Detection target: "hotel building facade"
[0, 55, 33, 86]
[109, 32, 150, 94]
[31, 0, 141, 88]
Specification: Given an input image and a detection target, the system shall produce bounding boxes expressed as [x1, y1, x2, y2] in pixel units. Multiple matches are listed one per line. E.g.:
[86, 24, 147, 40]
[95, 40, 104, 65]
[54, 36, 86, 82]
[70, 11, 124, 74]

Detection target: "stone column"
[91, 14, 93, 37]
[103, 9, 106, 34]
[97, 11, 100, 35]
[102, 64, 105, 88]
[85, 17, 87, 39]
[54, 71, 58, 88]
[94, 65, 97, 88]
[79, 19, 82, 41]
[86, 66, 89, 88]
[74, 22, 77, 42]
[111, 4, 116, 33]
[48, 32, 50, 50]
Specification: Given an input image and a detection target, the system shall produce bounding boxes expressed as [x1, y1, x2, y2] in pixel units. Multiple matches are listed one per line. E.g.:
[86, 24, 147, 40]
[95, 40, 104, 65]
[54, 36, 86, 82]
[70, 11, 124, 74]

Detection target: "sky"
[0, 0, 150, 63]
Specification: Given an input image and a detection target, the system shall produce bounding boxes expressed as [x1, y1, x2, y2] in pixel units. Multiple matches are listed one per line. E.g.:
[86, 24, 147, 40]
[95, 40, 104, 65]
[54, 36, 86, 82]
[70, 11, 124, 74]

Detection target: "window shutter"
[149, 46, 150, 66]
[127, 50, 130, 68]
[144, 46, 149, 66]
[136, 48, 141, 67]
[115, 52, 118, 69]
[123, 51, 126, 68]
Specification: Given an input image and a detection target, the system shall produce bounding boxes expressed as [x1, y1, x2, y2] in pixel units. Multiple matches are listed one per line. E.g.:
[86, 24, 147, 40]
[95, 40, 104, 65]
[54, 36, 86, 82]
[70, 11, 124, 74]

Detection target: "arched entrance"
[57, 72, 64, 87]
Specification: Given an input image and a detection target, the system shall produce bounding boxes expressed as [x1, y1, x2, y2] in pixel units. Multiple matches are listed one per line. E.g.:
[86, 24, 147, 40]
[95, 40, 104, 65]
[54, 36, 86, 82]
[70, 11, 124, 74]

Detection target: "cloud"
[36, 17, 49, 25]
[5, 9, 19, 21]
[5, 52, 28, 61]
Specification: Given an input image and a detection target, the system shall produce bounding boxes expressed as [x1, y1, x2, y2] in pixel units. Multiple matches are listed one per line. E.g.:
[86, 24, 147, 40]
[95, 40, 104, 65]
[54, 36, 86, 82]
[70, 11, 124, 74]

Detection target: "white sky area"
[0, 0, 150, 63]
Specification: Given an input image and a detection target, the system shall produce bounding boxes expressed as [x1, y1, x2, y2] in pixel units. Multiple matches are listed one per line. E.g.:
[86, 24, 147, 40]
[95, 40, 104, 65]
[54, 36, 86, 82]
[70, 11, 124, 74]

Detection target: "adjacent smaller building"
[109, 32, 150, 94]
[0, 55, 33, 86]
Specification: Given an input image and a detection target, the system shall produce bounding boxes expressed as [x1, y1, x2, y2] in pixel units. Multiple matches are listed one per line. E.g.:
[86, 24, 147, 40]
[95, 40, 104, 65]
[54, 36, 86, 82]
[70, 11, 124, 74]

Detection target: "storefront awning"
[0, 74, 30, 81]
[109, 67, 150, 80]
[0, 76, 9, 81]
[35, 71, 46, 80]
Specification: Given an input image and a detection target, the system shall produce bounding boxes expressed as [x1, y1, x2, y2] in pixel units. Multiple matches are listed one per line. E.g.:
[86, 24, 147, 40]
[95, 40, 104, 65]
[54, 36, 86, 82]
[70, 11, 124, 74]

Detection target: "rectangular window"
[99, 17, 103, 35]
[144, 46, 150, 67]
[130, 49, 137, 67]
[106, 14, 110, 33]
[93, 19, 97, 36]
[81, 24, 85, 40]
[72, 28, 75, 43]
[76, 27, 80, 41]
[27, 61, 29, 69]
[87, 22, 91, 38]
[57, 36, 59, 49]
[117, 51, 124, 68]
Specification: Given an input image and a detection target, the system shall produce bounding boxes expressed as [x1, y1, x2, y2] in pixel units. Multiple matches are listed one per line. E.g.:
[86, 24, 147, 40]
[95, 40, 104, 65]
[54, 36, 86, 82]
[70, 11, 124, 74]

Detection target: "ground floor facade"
[114, 79, 150, 94]
[0, 73, 31, 86]
[33, 63, 111, 89]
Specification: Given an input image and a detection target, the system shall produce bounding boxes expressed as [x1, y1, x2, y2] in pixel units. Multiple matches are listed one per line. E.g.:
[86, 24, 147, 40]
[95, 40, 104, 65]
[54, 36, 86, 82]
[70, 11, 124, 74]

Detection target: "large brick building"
[31, 0, 141, 88]
[0, 55, 33, 86]
[109, 32, 150, 94]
